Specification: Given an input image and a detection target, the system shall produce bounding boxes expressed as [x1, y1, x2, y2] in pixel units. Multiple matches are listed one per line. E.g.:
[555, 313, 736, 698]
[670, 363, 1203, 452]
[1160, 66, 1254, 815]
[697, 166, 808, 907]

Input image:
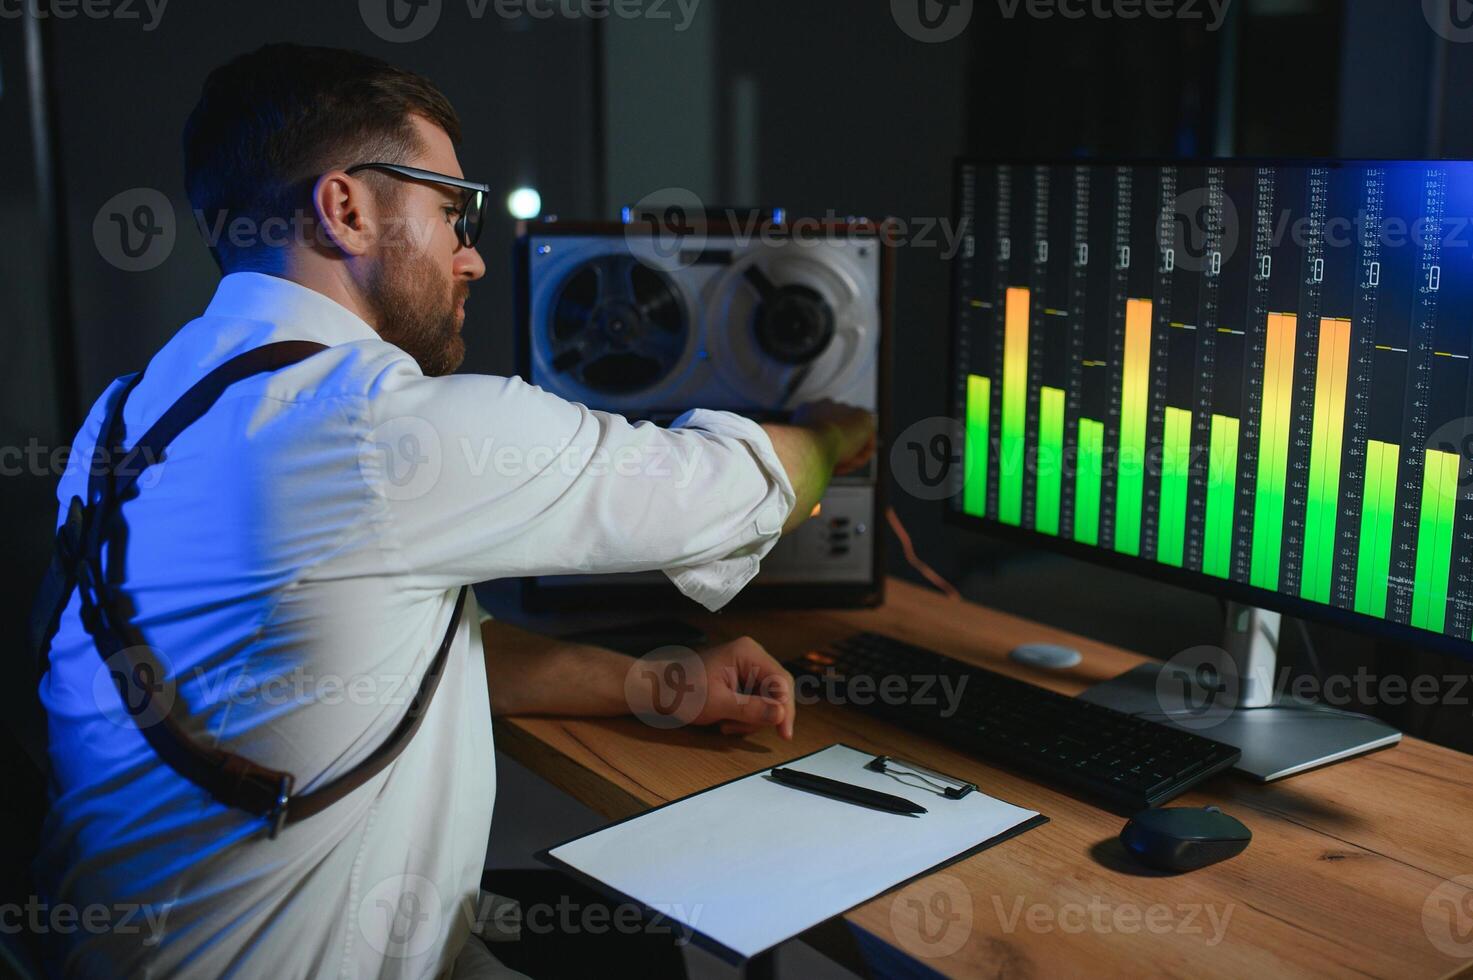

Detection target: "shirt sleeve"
[354, 359, 796, 611]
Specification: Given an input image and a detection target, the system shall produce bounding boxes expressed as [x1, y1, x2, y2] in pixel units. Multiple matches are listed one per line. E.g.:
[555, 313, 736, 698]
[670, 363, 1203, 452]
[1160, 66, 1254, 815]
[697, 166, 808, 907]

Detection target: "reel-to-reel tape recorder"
[514, 214, 890, 610]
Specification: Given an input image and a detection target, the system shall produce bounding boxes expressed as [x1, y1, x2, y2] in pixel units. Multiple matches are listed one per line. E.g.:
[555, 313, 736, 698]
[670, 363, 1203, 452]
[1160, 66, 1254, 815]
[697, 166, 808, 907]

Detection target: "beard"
[364, 247, 468, 377]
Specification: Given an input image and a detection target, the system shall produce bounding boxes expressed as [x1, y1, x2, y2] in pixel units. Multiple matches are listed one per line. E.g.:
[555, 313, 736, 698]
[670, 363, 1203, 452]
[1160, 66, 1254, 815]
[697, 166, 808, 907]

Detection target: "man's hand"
[763, 400, 877, 533]
[791, 398, 877, 475]
[632, 636, 797, 739]
[690, 636, 796, 739]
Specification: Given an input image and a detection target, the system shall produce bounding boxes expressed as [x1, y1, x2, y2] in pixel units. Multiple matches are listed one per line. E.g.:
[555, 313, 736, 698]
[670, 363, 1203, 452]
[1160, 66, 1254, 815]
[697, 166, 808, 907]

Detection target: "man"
[34, 43, 874, 978]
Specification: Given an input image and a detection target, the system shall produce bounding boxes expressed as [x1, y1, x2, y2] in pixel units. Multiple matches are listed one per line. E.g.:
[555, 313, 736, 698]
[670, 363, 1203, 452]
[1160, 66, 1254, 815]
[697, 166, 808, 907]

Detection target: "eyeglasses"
[345, 162, 489, 250]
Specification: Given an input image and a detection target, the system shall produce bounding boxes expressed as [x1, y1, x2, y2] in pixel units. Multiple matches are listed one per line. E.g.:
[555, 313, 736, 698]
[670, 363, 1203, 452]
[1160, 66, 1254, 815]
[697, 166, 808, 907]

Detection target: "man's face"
[363, 115, 486, 377]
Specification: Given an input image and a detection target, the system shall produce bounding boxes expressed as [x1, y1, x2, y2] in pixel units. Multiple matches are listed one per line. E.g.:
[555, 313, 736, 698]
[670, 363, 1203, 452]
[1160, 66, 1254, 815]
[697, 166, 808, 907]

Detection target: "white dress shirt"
[35, 271, 795, 978]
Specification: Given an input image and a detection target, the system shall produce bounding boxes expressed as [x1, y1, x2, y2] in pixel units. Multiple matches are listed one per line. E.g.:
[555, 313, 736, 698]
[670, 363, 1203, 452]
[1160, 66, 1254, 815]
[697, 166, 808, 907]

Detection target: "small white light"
[507, 187, 542, 220]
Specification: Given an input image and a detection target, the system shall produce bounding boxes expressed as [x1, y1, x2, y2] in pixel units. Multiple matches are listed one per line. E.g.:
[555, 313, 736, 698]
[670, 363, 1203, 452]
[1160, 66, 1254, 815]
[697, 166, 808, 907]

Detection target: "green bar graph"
[1300, 318, 1351, 604]
[1157, 406, 1192, 567]
[1000, 287, 1030, 525]
[1074, 418, 1104, 546]
[1115, 299, 1152, 556]
[963, 374, 991, 517]
[956, 280, 1472, 639]
[1036, 386, 1065, 535]
[1203, 414, 1239, 579]
[1251, 313, 1297, 590]
[1354, 440, 1400, 617]
[1411, 448, 1459, 632]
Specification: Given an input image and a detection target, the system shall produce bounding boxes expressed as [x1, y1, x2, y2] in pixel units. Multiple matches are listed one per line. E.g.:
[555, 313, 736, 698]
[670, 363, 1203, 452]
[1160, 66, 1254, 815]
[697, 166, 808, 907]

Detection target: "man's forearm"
[761, 423, 839, 534]
[481, 619, 632, 716]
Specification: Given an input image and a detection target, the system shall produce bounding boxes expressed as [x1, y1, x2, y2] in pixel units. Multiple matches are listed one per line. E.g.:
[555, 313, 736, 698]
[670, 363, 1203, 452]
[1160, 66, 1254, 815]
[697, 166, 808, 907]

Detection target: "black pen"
[769, 768, 927, 815]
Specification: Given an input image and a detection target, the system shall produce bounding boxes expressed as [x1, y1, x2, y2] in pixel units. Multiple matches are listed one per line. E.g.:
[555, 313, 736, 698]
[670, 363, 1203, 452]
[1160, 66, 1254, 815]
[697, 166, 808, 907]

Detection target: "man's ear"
[312, 170, 379, 256]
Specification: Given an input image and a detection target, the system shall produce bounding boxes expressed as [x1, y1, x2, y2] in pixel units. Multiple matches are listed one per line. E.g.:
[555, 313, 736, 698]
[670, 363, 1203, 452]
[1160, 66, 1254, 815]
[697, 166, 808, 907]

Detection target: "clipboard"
[534, 742, 1048, 964]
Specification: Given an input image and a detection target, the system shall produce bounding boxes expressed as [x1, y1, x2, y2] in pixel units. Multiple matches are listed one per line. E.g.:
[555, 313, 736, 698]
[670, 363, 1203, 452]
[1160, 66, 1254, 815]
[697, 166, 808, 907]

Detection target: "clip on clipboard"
[865, 753, 977, 800]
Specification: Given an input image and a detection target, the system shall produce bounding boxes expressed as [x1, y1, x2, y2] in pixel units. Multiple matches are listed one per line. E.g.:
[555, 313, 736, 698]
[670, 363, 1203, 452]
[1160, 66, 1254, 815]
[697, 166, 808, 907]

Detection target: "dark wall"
[966, 1, 1229, 159]
[2, 22, 67, 757]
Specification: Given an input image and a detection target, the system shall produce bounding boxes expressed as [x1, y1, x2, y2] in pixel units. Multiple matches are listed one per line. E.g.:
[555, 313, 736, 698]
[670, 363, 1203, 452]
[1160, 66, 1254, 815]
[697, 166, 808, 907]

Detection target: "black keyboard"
[786, 632, 1241, 813]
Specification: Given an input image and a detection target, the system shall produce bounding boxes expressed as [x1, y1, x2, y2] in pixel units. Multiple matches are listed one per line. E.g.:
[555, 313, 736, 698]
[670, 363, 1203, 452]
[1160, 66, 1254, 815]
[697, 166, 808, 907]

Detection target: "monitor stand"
[1078, 603, 1402, 781]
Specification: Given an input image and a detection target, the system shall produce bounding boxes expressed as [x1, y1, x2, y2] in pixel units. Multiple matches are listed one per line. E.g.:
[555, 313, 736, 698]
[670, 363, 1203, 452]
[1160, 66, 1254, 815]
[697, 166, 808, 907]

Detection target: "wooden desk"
[490, 579, 1473, 978]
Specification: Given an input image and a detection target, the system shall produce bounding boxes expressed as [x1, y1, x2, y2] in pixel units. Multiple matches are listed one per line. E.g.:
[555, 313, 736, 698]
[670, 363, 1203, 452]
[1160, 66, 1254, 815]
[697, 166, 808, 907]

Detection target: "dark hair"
[183, 43, 462, 272]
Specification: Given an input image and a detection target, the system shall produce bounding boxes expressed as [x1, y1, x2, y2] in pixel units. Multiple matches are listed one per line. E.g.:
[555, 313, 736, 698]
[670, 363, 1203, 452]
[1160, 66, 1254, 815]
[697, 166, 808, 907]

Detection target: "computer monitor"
[942, 159, 1473, 777]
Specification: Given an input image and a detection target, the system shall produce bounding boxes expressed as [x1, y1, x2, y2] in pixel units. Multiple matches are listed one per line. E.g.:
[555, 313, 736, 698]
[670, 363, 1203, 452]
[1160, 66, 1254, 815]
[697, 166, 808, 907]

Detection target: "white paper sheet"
[544, 743, 1042, 959]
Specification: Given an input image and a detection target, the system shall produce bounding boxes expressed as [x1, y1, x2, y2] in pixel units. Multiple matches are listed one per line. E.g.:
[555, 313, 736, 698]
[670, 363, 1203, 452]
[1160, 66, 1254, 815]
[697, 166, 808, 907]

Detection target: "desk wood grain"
[490, 579, 1473, 978]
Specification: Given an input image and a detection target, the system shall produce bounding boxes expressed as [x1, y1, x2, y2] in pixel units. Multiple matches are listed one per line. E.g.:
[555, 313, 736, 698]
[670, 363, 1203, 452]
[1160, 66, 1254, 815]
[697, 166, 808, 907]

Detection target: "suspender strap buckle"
[268, 775, 293, 840]
[216, 752, 296, 837]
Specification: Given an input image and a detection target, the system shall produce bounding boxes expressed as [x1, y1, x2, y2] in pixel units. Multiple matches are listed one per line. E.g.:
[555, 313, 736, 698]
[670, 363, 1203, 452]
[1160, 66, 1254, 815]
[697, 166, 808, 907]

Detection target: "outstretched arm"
[482, 620, 798, 739]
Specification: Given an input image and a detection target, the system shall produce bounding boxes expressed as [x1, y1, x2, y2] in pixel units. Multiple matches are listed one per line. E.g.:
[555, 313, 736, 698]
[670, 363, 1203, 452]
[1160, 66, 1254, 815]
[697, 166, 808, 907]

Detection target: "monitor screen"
[947, 160, 1473, 657]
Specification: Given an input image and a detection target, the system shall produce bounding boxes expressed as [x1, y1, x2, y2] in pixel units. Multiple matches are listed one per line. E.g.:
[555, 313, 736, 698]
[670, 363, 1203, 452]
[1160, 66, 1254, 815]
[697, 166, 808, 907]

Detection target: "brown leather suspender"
[29, 341, 469, 838]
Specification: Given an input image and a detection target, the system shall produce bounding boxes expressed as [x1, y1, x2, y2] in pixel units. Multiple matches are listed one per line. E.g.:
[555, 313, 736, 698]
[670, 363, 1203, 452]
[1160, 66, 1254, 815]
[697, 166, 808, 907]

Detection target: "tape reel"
[543, 253, 694, 397]
[704, 246, 878, 408]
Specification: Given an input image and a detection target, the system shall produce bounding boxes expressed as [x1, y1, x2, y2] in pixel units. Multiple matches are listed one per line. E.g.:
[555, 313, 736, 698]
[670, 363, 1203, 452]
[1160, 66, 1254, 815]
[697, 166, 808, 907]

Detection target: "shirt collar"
[202, 271, 382, 347]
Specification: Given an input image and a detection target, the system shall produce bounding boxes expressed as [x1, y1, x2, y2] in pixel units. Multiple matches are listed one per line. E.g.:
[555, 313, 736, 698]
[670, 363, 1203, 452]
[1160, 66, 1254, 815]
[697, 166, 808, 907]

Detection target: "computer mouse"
[1119, 806, 1251, 872]
[1008, 642, 1082, 669]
